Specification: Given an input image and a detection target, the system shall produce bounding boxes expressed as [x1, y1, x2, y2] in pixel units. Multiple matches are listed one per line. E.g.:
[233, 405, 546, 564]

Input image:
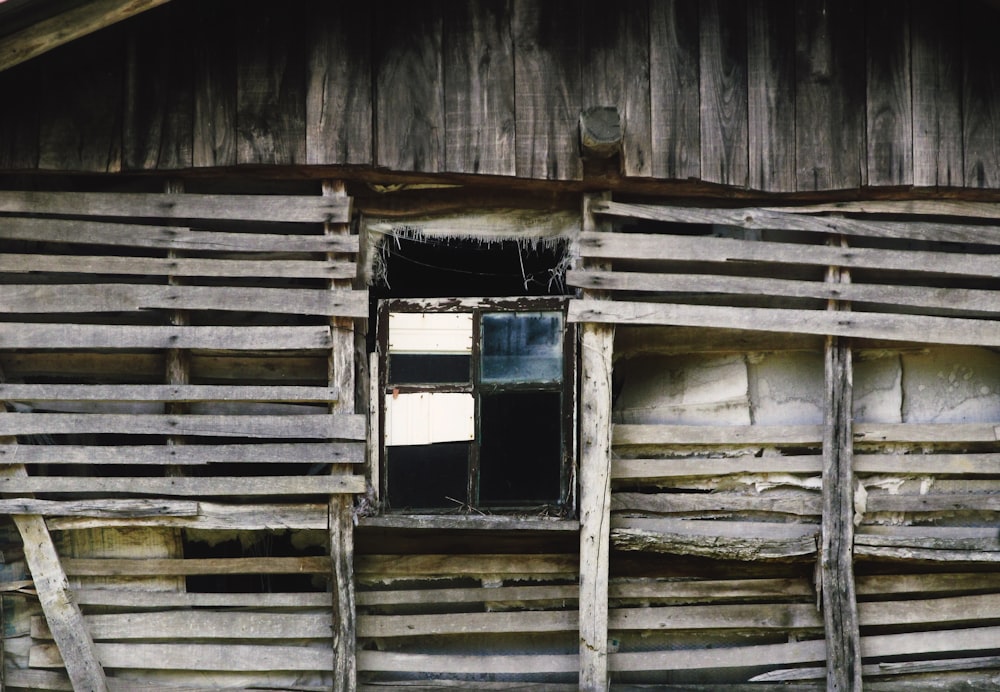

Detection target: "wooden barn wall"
[1, 0, 999, 191]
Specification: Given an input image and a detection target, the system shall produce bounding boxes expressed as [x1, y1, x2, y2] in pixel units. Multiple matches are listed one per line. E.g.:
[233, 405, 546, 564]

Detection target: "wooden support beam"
[324, 180, 357, 692]
[820, 244, 862, 690]
[0, 0, 172, 73]
[578, 192, 613, 691]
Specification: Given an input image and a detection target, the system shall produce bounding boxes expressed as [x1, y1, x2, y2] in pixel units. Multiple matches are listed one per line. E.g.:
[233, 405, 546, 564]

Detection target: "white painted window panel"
[385, 392, 475, 446]
[388, 313, 473, 353]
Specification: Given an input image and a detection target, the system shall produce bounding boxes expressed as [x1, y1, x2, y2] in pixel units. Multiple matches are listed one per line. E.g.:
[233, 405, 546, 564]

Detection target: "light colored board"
[47, 502, 328, 531]
[357, 584, 579, 607]
[355, 554, 578, 580]
[359, 610, 577, 638]
[0, 475, 365, 497]
[61, 556, 331, 577]
[30, 642, 334, 671]
[611, 490, 820, 516]
[3, 669, 333, 692]
[0, 217, 359, 252]
[566, 270, 1000, 316]
[570, 299, 1000, 348]
[854, 452, 1000, 475]
[611, 517, 819, 560]
[0, 442, 362, 465]
[0, 412, 365, 438]
[0, 0, 170, 72]
[757, 657, 1000, 683]
[761, 200, 1000, 220]
[613, 424, 822, 446]
[855, 545, 1000, 562]
[32, 611, 332, 641]
[612, 455, 822, 479]
[0, 384, 339, 403]
[0, 324, 332, 350]
[858, 593, 1000, 628]
[358, 650, 576, 674]
[71, 589, 333, 607]
[0, 498, 197, 517]
[593, 200, 1000, 247]
[0, 191, 351, 223]
[610, 602, 822, 631]
[856, 572, 1000, 597]
[3, 284, 368, 317]
[0, 253, 354, 279]
[577, 231, 1000, 279]
[854, 422, 1000, 444]
[865, 493, 1000, 513]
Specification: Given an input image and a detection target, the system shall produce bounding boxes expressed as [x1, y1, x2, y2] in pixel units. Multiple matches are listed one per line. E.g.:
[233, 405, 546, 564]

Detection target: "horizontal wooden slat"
[611, 517, 819, 560]
[610, 603, 823, 631]
[0, 498, 197, 517]
[357, 651, 577, 674]
[30, 642, 334, 671]
[854, 423, 1000, 444]
[612, 455, 823, 479]
[0, 217, 359, 252]
[0, 442, 362, 464]
[3, 285, 368, 317]
[61, 556, 332, 576]
[865, 492, 1000, 512]
[48, 502, 329, 531]
[0, 254, 354, 279]
[612, 491, 821, 516]
[592, 201, 1000, 247]
[760, 200, 1000, 220]
[0, 413, 365, 438]
[359, 610, 577, 638]
[854, 453, 1000, 474]
[0, 191, 351, 224]
[0, 475, 365, 496]
[856, 572, 1000, 597]
[578, 231, 1000, 278]
[0, 384, 339, 403]
[0, 324, 332, 350]
[71, 590, 333, 607]
[570, 299, 1000, 347]
[613, 424, 823, 446]
[32, 611, 332, 641]
[357, 584, 580, 607]
[355, 554, 578, 580]
[357, 515, 579, 532]
[856, 526, 1000, 551]
[566, 270, 1000, 316]
[859, 593, 1000, 628]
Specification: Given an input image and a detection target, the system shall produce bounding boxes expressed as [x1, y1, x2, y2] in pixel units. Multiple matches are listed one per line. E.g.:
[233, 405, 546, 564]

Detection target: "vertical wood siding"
[2, 0, 1000, 191]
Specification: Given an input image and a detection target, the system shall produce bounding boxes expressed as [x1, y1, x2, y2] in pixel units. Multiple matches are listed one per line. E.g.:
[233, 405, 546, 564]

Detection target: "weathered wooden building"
[1, 0, 1000, 689]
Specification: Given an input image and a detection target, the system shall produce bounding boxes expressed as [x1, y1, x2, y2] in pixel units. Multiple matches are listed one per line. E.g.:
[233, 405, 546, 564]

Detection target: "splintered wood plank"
[37, 29, 123, 172]
[375, 0, 445, 172]
[123, 3, 193, 170]
[0, 499, 197, 518]
[576, 231, 1000, 278]
[0, 217, 360, 252]
[0, 475, 366, 496]
[747, 0, 794, 192]
[512, 0, 582, 180]
[794, 0, 864, 190]
[48, 502, 330, 531]
[3, 285, 367, 317]
[0, 412, 364, 438]
[0, 62, 40, 169]
[962, 2, 1000, 188]
[592, 200, 1000, 246]
[236, 3, 307, 165]
[0, 384, 339, 403]
[32, 611, 333, 641]
[612, 455, 823, 480]
[0, 443, 361, 467]
[444, 0, 516, 176]
[571, 299, 1000, 347]
[0, 254, 353, 280]
[612, 491, 821, 516]
[611, 518, 818, 560]
[0, 324, 332, 350]
[699, 0, 748, 187]
[193, 0, 238, 167]
[911, 2, 963, 187]
[866, 2, 912, 186]
[581, 0, 652, 177]
[566, 270, 1000, 316]
[760, 199, 1000, 219]
[306, 2, 372, 165]
[30, 642, 333, 671]
[650, 0, 701, 180]
[853, 422, 1000, 444]
[0, 191, 351, 223]
[0, 0, 170, 73]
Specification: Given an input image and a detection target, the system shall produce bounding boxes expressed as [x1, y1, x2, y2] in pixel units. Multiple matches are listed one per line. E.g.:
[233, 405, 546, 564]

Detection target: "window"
[378, 297, 575, 514]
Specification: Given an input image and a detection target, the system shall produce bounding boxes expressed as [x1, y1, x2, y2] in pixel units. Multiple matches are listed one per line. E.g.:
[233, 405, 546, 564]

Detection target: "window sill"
[357, 514, 580, 532]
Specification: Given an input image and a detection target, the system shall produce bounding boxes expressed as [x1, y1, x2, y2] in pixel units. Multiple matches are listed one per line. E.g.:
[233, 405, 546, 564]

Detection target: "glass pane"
[389, 353, 470, 384]
[386, 442, 469, 510]
[481, 311, 563, 383]
[478, 391, 562, 505]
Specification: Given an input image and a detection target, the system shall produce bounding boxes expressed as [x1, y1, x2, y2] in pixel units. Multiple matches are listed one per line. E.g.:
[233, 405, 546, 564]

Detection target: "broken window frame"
[377, 296, 577, 515]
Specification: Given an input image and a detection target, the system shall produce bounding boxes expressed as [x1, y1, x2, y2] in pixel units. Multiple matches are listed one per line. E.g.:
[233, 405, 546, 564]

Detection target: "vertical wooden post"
[821, 238, 862, 690]
[164, 179, 188, 480]
[578, 193, 614, 691]
[324, 180, 357, 691]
